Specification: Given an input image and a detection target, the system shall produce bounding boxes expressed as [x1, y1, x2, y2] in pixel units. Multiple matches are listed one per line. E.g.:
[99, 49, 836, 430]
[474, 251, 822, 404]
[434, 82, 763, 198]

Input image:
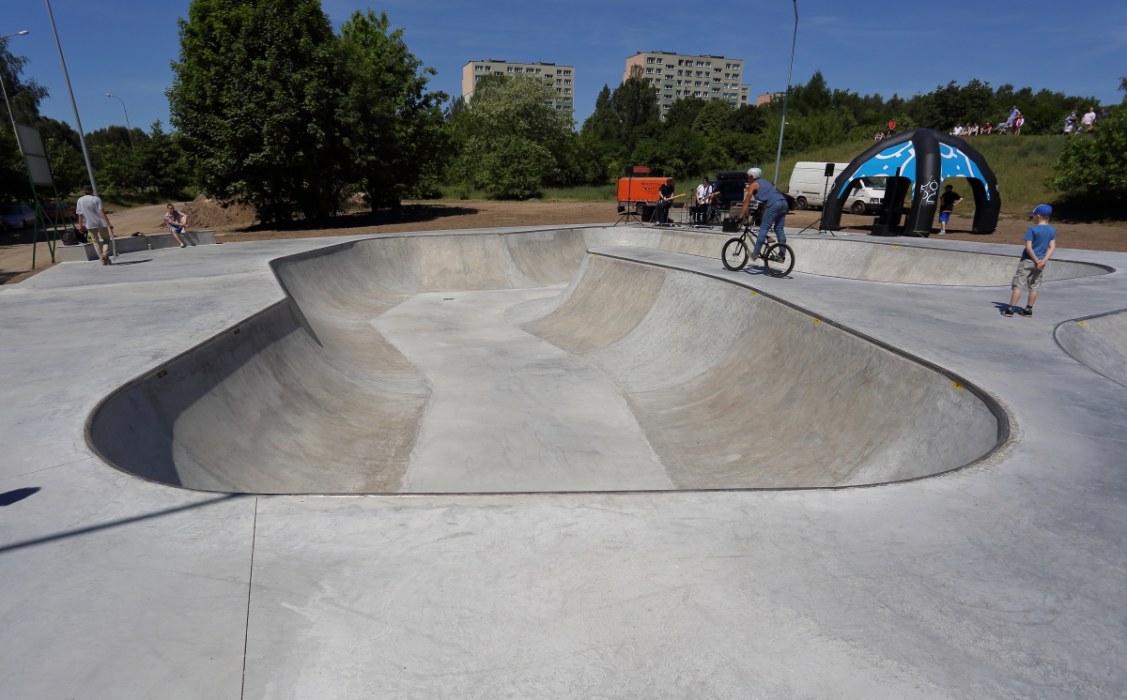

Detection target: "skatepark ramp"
[88, 228, 1006, 494]
[1056, 309, 1127, 388]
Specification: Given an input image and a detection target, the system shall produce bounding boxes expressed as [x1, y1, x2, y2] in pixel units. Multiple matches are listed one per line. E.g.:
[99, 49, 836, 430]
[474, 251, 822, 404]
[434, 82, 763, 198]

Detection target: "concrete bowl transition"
[84, 228, 1027, 494]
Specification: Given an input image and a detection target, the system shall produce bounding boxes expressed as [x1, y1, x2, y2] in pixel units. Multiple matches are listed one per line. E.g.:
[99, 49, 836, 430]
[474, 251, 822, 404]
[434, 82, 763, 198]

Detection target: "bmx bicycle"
[721, 219, 796, 278]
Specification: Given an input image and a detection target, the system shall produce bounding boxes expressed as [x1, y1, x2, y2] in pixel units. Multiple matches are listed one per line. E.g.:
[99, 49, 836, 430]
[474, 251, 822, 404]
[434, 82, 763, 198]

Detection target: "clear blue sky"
[6, 0, 1126, 135]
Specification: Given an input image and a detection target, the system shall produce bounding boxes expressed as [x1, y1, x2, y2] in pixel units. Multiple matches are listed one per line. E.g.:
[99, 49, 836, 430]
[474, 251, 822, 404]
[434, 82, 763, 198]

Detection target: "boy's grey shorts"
[1012, 258, 1044, 290]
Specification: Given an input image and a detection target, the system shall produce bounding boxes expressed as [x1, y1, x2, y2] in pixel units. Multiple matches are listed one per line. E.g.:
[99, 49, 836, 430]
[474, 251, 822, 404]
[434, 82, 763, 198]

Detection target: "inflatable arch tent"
[820, 128, 1001, 236]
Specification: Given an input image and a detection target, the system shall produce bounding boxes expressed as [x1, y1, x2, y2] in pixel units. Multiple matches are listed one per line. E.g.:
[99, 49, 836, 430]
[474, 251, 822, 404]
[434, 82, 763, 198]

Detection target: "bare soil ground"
[2, 197, 1124, 285]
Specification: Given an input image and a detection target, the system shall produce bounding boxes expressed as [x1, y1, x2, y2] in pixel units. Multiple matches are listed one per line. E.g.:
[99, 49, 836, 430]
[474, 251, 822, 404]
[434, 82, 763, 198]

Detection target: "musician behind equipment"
[655, 177, 676, 223]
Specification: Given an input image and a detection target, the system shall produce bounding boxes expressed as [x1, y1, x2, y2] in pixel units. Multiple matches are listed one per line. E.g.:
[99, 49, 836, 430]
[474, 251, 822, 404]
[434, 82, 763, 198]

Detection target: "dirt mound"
[183, 196, 257, 231]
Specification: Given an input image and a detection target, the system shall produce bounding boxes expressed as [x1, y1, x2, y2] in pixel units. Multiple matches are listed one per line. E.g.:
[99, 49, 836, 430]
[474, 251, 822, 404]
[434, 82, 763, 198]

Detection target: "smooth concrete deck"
[2, 225, 1126, 698]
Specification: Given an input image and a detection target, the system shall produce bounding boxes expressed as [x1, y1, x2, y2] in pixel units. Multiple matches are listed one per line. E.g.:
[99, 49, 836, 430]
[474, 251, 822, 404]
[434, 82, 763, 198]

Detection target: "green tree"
[136, 121, 191, 198]
[1, 37, 48, 202]
[168, 0, 346, 225]
[728, 104, 766, 135]
[610, 68, 660, 155]
[788, 71, 832, 115]
[337, 11, 447, 208]
[1049, 83, 1127, 209]
[452, 75, 573, 198]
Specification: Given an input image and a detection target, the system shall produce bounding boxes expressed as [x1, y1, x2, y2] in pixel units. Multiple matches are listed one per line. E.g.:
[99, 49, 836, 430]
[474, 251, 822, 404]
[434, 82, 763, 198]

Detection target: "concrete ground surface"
[2, 223, 1126, 699]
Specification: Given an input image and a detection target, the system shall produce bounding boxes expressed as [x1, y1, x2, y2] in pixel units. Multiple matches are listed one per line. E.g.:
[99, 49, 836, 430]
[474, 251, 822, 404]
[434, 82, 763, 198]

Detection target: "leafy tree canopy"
[169, 0, 345, 224]
[337, 10, 448, 208]
[451, 74, 573, 198]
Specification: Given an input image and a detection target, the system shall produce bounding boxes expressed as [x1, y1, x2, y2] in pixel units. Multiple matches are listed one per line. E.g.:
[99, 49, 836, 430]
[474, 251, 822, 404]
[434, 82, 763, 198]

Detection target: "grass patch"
[540, 185, 616, 202]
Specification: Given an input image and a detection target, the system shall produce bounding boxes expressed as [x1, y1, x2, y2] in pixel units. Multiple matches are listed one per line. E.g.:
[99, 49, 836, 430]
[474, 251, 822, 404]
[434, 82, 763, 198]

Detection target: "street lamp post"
[105, 92, 135, 150]
[773, 0, 799, 183]
[43, 0, 99, 200]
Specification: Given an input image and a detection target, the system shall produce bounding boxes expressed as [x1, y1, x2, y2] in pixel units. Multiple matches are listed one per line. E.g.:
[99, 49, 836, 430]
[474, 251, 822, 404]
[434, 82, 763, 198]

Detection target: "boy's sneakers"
[1020, 306, 1033, 317]
[1003, 306, 1014, 317]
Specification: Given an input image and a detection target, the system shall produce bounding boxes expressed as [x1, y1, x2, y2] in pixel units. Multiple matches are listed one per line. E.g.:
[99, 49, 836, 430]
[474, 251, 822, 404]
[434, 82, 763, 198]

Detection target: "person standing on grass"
[75, 185, 115, 265]
[1005, 204, 1056, 317]
[937, 185, 962, 234]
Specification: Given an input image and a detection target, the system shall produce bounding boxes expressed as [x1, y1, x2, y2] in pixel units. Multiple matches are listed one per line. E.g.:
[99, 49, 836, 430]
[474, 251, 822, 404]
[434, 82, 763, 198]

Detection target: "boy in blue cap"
[1004, 204, 1056, 317]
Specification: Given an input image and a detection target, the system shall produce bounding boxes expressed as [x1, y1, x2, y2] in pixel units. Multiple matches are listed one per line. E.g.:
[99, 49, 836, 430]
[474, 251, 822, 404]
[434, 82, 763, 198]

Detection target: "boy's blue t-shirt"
[1023, 223, 1056, 259]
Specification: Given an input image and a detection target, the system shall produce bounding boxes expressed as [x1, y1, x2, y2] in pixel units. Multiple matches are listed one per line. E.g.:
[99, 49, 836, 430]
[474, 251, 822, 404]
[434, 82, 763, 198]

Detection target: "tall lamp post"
[104, 92, 134, 151]
[772, 0, 798, 183]
[44, 0, 98, 199]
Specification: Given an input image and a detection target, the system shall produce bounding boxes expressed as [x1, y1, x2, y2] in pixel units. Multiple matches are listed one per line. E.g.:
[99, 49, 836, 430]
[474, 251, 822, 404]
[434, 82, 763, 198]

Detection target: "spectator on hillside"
[982, 122, 993, 135]
[1063, 111, 1078, 135]
[1013, 112, 1025, 135]
[1078, 107, 1097, 133]
[1006, 105, 1021, 127]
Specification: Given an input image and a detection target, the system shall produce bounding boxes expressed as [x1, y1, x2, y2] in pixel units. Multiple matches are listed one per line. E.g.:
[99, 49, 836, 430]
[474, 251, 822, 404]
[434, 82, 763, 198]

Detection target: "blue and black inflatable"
[821, 128, 1001, 235]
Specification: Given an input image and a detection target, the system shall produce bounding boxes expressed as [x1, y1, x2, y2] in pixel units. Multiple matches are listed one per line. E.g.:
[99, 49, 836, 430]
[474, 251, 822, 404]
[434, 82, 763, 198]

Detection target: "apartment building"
[461, 60, 575, 117]
[623, 51, 748, 117]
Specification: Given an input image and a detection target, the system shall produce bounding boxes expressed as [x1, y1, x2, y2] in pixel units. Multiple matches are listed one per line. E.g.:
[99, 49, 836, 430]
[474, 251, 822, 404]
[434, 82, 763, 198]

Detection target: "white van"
[788, 161, 886, 214]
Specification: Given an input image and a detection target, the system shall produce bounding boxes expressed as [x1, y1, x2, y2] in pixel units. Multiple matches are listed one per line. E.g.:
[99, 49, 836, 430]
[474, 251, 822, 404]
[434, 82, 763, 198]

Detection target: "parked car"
[42, 200, 76, 221]
[0, 203, 37, 232]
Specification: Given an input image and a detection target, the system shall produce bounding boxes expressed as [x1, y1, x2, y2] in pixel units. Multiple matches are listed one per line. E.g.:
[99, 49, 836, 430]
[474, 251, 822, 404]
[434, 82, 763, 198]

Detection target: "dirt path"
[2, 199, 1124, 285]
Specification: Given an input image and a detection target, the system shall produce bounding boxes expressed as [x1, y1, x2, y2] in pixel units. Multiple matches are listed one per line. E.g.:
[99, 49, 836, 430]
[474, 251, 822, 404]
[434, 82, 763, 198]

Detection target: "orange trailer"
[617, 176, 672, 221]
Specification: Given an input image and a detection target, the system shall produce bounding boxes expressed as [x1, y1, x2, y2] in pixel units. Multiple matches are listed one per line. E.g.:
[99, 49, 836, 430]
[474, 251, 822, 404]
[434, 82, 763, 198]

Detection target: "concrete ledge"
[59, 229, 216, 262]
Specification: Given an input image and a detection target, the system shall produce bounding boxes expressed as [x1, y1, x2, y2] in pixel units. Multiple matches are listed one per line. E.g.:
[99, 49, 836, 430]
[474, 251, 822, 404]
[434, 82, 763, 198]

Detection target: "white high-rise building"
[462, 59, 575, 117]
[623, 51, 749, 117]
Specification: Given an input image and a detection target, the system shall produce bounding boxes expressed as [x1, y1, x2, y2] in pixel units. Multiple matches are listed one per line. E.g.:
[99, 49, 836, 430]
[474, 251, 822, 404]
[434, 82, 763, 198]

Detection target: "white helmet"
[747, 167, 762, 178]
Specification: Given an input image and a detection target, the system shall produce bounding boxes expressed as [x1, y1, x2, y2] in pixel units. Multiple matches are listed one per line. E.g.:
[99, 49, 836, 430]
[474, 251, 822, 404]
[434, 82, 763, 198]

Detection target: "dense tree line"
[4, 5, 1124, 221]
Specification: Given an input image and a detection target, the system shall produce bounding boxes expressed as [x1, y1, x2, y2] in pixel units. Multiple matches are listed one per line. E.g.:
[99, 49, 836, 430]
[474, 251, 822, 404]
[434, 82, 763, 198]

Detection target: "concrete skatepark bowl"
[87, 228, 1018, 494]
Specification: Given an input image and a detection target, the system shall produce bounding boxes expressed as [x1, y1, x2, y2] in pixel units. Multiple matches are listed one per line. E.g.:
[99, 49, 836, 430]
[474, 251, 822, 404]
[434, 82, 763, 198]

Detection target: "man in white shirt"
[75, 186, 115, 265]
[1079, 107, 1097, 134]
[694, 178, 715, 224]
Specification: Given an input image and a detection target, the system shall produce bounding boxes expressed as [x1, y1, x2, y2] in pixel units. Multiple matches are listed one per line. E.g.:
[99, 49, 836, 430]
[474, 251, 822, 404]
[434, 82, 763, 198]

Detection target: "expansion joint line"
[240, 496, 259, 700]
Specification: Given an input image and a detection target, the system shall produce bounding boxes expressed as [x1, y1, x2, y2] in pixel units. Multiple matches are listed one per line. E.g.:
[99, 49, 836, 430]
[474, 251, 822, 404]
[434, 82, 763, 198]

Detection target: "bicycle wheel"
[722, 237, 748, 271]
[762, 242, 795, 278]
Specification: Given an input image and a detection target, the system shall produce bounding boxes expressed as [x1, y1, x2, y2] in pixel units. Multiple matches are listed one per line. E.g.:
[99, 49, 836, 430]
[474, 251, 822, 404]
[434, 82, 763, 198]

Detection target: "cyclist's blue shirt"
[754, 179, 787, 206]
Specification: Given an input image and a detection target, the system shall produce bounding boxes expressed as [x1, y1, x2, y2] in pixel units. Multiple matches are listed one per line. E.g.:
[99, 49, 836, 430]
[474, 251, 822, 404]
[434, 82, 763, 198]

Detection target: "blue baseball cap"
[1030, 204, 1053, 216]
